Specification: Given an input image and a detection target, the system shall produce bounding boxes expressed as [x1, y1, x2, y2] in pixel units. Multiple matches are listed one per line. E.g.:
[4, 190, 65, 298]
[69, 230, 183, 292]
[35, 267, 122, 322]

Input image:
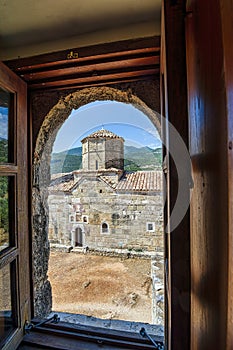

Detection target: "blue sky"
[53, 101, 161, 153]
[0, 106, 8, 140]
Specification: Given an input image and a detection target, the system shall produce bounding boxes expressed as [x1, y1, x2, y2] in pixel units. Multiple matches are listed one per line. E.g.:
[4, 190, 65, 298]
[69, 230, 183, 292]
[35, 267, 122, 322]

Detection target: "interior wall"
[0, 0, 161, 60]
[30, 79, 160, 148]
[0, 23, 159, 61]
[186, 0, 229, 348]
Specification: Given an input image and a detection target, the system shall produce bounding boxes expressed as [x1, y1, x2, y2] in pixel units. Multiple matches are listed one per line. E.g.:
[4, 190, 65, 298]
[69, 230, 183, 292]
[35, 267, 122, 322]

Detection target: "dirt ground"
[48, 251, 152, 323]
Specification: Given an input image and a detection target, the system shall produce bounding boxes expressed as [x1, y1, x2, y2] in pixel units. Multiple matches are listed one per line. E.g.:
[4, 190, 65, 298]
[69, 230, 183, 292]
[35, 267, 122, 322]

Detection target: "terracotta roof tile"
[81, 129, 124, 143]
[116, 171, 162, 192]
[48, 173, 74, 192]
[49, 170, 163, 193]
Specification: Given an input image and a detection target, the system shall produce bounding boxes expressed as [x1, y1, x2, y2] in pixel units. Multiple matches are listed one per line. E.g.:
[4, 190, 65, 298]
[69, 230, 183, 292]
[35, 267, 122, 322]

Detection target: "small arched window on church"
[112, 213, 120, 225]
[69, 214, 75, 223]
[101, 222, 109, 234]
[82, 215, 88, 223]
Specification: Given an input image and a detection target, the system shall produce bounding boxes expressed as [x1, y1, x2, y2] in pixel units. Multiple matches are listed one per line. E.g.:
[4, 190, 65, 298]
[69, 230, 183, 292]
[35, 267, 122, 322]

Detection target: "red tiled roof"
[81, 129, 124, 143]
[48, 173, 75, 192]
[116, 171, 162, 192]
[49, 170, 162, 193]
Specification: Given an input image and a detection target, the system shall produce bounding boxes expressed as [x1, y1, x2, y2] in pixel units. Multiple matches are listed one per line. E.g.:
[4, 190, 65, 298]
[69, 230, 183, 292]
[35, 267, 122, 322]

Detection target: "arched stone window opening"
[101, 222, 109, 234]
[32, 86, 163, 328]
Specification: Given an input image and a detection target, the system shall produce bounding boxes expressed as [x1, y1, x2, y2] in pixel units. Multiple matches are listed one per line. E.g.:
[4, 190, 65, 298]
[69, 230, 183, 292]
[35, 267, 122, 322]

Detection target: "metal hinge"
[140, 327, 164, 350]
[24, 314, 60, 333]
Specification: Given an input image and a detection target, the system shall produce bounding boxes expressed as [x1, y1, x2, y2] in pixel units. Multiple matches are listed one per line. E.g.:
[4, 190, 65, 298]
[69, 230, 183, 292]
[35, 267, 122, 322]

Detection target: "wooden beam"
[32, 76, 155, 92]
[161, 1, 190, 349]
[13, 47, 159, 73]
[4, 37, 160, 91]
[21, 56, 159, 82]
[5, 36, 160, 69]
[29, 68, 159, 90]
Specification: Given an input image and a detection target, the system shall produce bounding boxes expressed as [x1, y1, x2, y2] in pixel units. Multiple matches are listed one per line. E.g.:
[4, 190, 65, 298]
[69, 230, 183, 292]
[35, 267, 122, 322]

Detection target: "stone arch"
[32, 86, 161, 317]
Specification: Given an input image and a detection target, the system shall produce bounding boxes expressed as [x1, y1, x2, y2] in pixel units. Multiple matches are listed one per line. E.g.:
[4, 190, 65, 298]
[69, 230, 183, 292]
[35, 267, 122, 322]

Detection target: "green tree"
[0, 176, 9, 233]
[0, 139, 8, 163]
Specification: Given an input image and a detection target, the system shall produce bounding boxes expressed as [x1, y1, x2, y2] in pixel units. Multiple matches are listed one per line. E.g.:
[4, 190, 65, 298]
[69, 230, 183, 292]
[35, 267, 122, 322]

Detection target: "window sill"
[18, 318, 164, 349]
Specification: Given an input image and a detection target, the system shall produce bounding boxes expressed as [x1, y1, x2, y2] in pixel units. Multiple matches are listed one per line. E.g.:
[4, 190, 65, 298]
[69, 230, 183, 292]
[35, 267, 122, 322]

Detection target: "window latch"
[140, 327, 164, 350]
[24, 314, 60, 333]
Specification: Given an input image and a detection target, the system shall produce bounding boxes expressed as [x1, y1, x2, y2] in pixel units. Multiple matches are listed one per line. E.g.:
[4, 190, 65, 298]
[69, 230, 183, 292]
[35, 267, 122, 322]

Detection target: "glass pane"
[0, 176, 15, 252]
[0, 262, 17, 347]
[0, 87, 14, 164]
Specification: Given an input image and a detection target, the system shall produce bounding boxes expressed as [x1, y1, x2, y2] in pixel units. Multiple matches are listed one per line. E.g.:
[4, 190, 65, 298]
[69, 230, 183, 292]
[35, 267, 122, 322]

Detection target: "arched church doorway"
[72, 227, 83, 247]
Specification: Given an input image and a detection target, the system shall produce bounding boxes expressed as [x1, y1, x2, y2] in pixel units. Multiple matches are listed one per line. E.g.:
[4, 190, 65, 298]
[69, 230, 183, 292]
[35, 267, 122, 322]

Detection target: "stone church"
[48, 129, 163, 252]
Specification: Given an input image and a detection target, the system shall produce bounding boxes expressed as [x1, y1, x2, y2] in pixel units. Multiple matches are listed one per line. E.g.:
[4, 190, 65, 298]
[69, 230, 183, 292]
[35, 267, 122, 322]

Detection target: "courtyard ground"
[48, 251, 152, 324]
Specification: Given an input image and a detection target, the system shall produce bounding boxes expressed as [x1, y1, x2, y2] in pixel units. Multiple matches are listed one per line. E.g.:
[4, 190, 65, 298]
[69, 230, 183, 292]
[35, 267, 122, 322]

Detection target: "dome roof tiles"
[81, 129, 124, 143]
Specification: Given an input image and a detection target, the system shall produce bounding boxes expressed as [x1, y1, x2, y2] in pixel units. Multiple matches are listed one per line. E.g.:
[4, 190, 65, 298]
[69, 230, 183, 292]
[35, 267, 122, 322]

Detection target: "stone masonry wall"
[82, 138, 124, 171]
[48, 177, 163, 252]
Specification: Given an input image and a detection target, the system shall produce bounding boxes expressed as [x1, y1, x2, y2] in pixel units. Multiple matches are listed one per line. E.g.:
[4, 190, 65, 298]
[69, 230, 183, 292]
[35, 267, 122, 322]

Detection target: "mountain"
[50, 145, 162, 174]
[124, 146, 162, 171]
[54, 147, 82, 157]
[50, 147, 82, 174]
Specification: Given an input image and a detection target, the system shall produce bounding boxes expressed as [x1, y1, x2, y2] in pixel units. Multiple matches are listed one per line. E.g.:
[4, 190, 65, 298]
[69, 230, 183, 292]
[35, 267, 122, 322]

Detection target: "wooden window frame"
[0, 62, 30, 350]
[3, 3, 233, 348]
[4, 36, 183, 349]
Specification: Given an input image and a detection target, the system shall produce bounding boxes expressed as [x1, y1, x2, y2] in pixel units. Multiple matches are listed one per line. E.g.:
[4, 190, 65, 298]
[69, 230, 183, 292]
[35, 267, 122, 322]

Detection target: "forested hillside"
[0, 139, 8, 242]
[0, 138, 7, 163]
[50, 146, 162, 174]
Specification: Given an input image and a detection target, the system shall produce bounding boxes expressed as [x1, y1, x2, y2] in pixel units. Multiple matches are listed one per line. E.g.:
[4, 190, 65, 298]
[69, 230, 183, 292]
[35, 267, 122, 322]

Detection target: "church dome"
[81, 129, 124, 143]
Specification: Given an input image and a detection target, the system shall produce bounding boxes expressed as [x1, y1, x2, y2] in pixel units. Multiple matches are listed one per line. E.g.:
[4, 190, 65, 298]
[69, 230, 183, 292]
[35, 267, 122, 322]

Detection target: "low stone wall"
[151, 254, 164, 325]
[50, 243, 162, 259]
